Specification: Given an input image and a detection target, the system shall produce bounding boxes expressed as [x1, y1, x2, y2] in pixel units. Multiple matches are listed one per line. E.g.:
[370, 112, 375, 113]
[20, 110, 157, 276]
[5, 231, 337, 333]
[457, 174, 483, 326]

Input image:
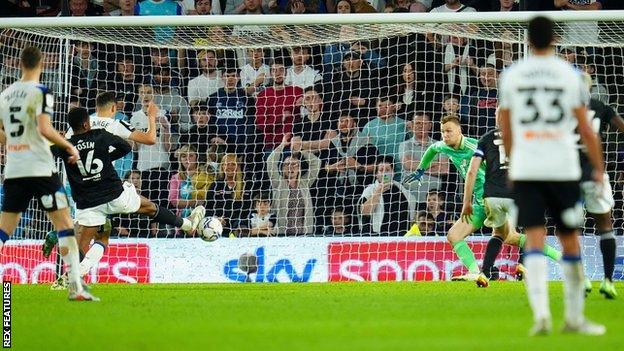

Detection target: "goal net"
[1, 13, 622, 284]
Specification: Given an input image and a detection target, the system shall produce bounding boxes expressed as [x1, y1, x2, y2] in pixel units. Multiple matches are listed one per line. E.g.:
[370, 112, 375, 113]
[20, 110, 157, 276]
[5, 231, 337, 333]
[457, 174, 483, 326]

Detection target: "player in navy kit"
[461, 110, 562, 288]
[50, 107, 206, 289]
[577, 73, 624, 299]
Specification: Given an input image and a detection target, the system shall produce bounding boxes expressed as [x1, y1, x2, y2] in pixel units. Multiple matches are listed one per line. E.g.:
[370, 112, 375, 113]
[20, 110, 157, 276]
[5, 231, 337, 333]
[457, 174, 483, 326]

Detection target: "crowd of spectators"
[1, 0, 624, 239]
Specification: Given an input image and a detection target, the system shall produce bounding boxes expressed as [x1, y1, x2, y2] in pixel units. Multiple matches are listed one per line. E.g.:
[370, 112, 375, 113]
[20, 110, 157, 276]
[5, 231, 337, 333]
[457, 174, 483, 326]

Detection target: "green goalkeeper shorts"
[470, 202, 486, 229]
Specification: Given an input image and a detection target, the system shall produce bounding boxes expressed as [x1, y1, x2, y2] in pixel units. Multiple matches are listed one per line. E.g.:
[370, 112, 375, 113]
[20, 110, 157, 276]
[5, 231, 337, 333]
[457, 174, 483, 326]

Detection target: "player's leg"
[0, 178, 31, 250]
[46, 206, 98, 301]
[447, 217, 481, 280]
[549, 182, 604, 335]
[581, 175, 617, 299]
[479, 198, 510, 283]
[514, 181, 552, 336]
[590, 211, 618, 299]
[135, 195, 205, 234]
[78, 225, 106, 277]
[0, 212, 23, 250]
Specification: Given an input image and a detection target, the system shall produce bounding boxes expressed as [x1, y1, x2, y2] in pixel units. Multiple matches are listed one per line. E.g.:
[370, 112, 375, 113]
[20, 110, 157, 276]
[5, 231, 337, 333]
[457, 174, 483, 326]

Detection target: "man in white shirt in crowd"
[240, 48, 271, 96]
[430, 0, 475, 12]
[187, 49, 223, 106]
[285, 46, 322, 90]
[131, 84, 173, 227]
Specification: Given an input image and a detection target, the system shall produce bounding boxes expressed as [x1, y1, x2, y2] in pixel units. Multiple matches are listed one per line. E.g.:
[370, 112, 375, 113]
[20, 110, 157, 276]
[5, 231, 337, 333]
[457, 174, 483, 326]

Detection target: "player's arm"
[461, 155, 483, 223]
[575, 105, 605, 178]
[0, 121, 6, 145]
[108, 134, 132, 161]
[499, 108, 512, 157]
[37, 113, 79, 164]
[128, 102, 158, 145]
[404, 143, 439, 184]
[609, 112, 624, 133]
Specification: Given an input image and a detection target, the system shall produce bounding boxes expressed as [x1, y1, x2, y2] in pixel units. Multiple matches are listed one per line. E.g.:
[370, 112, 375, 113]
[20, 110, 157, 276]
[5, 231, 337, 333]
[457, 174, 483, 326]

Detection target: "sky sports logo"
[3, 281, 10, 348]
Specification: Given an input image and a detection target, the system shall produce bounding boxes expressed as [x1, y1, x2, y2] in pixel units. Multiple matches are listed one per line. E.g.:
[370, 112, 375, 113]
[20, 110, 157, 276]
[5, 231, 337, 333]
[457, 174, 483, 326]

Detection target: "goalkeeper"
[405, 115, 561, 281]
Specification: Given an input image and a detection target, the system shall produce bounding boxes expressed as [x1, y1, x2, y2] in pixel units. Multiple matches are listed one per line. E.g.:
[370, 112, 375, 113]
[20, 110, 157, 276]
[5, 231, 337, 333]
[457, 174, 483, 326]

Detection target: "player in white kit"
[0, 46, 97, 301]
[499, 17, 606, 336]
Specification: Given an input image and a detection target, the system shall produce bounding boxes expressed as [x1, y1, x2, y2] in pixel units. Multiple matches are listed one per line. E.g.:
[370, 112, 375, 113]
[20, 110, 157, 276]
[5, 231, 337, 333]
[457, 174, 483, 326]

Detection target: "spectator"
[335, 0, 353, 12]
[207, 68, 256, 153]
[430, 0, 476, 12]
[246, 192, 276, 236]
[399, 113, 449, 203]
[423, 190, 453, 234]
[108, 55, 142, 115]
[296, 114, 377, 226]
[442, 94, 460, 118]
[555, 0, 603, 44]
[470, 65, 498, 137]
[188, 49, 223, 106]
[396, 62, 420, 119]
[68, 0, 103, 16]
[131, 84, 173, 208]
[577, 54, 609, 104]
[70, 41, 99, 108]
[326, 51, 378, 124]
[361, 96, 408, 175]
[274, 0, 330, 13]
[169, 145, 213, 221]
[416, 210, 436, 236]
[351, 0, 376, 12]
[443, 36, 479, 97]
[292, 87, 333, 142]
[285, 46, 322, 89]
[240, 48, 271, 96]
[323, 28, 386, 73]
[150, 47, 182, 86]
[236, 0, 264, 13]
[136, 0, 182, 15]
[193, 0, 220, 14]
[267, 134, 321, 236]
[152, 65, 192, 134]
[109, 0, 137, 15]
[255, 61, 304, 151]
[322, 207, 355, 236]
[497, 0, 518, 11]
[359, 156, 416, 235]
[207, 154, 255, 236]
[179, 102, 227, 155]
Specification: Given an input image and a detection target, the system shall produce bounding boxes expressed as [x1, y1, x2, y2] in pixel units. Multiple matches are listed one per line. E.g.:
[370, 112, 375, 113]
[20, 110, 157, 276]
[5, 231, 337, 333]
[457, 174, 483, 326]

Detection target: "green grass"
[12, 282, 624, 351]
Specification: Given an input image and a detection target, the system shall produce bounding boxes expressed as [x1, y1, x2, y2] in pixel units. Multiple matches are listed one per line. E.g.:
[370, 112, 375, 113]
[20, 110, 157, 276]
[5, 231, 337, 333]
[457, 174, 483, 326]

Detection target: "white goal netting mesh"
[1, 19, 623, 283]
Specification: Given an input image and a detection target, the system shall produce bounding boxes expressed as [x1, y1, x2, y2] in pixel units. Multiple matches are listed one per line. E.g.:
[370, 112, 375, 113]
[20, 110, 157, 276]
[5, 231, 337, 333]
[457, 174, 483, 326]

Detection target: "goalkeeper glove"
[404, 169, 425, 185]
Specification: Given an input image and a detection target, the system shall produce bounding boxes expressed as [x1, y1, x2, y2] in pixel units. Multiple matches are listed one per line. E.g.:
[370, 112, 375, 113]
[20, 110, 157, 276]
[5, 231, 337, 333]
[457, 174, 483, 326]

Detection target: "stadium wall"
[3, 237, 623, 284]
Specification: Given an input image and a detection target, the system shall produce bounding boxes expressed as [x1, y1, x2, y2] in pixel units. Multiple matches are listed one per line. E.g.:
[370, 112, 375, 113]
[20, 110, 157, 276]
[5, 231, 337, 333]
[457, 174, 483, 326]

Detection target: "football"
[199, 217, 223, 242]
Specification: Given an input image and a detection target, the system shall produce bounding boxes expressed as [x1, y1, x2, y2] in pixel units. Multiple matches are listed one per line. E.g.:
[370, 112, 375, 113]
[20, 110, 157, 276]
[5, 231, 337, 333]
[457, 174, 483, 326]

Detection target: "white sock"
[58, 235, 83, 293]
[524, 251, 551, 322]
[181, 218, 192, 232]
[561, 256, 585, 326]
[79, 242, 106, 277]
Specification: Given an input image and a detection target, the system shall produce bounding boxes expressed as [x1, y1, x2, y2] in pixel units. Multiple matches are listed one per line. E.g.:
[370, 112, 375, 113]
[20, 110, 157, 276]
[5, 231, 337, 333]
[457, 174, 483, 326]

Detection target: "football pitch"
[12, 282, 624, 351]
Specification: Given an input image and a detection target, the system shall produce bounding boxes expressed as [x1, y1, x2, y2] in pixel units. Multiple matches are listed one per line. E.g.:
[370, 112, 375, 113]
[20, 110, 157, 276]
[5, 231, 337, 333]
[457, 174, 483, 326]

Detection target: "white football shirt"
[499, 55, 588, 181]
[0, 81, 56, 179]
[65, 115, 135, 140]
[131, 109, 170, 171]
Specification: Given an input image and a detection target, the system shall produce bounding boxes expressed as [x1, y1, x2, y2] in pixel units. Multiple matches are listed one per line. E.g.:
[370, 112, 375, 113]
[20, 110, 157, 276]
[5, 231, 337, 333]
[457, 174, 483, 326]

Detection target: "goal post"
[0, 11, 623, 284]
